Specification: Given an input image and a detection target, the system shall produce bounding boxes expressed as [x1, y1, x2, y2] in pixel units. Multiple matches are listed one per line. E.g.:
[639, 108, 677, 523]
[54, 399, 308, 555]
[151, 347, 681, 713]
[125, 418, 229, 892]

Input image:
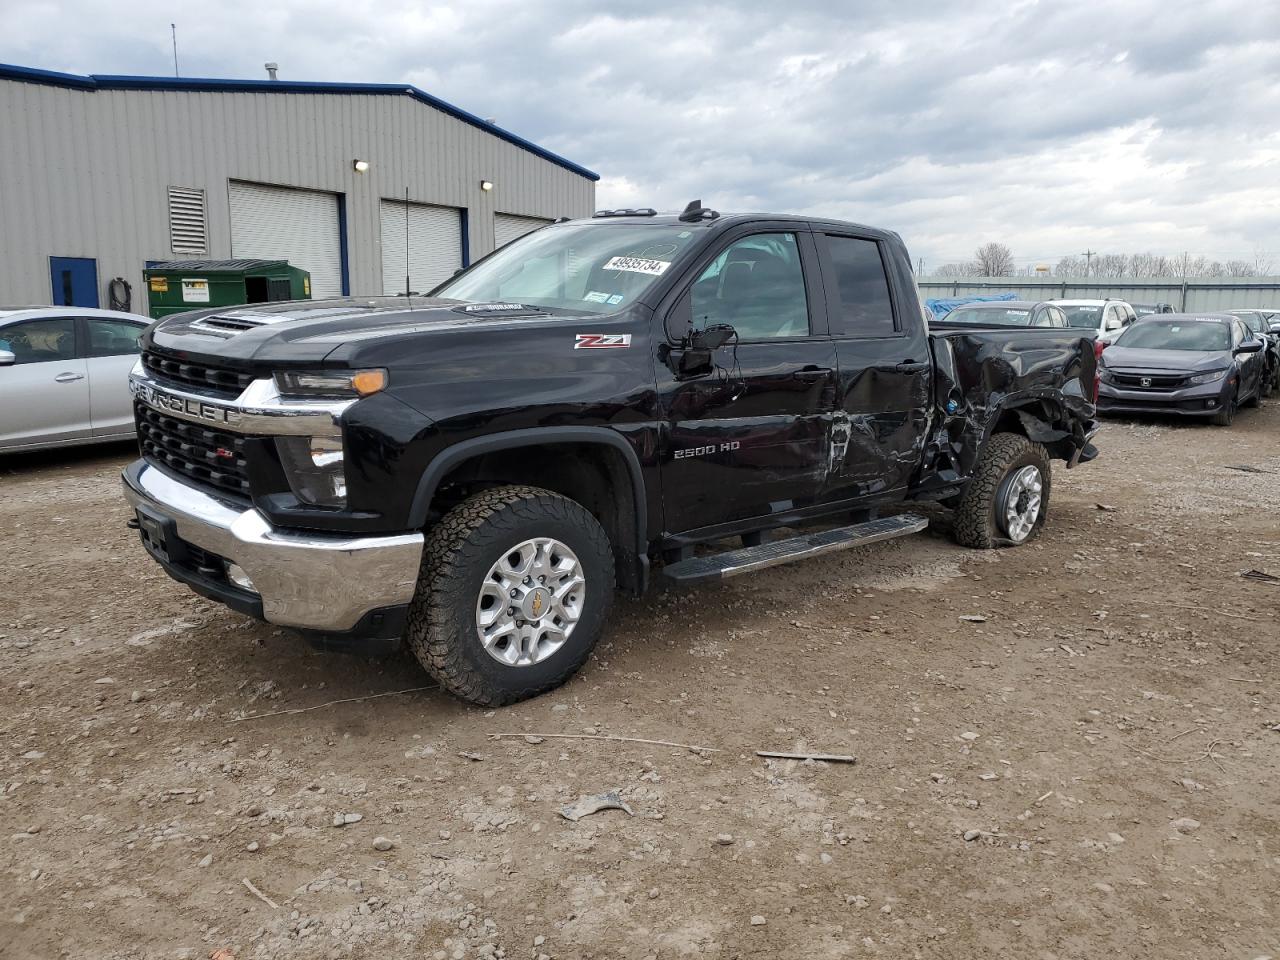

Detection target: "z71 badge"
[574, 333, 632, 349]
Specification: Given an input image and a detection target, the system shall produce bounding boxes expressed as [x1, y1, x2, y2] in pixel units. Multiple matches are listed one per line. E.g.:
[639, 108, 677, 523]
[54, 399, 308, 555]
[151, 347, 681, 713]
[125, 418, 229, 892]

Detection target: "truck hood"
[1101, 346, 1229, 373]
[145, 297, 600, 366]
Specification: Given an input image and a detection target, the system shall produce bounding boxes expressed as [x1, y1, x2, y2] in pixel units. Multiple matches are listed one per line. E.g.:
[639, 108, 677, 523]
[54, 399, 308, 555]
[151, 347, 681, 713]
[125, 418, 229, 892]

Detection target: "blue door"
[49, 257, 99, 308]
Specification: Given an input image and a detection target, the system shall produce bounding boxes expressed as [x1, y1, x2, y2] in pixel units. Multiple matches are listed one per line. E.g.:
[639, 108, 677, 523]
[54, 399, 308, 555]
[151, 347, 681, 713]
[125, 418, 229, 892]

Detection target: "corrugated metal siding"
[229, 181, 343, 297]
[0, 79, 596, 307]
[495, 212, 552, 248]
[378, 200, 462, 295]
[919, 278, 1280, 312]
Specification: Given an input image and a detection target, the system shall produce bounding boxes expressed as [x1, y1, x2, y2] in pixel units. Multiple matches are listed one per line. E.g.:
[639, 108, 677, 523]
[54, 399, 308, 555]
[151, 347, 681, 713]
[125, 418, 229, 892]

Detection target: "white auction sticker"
[603, 256, 670, 276]
[181, 278, 210, 303]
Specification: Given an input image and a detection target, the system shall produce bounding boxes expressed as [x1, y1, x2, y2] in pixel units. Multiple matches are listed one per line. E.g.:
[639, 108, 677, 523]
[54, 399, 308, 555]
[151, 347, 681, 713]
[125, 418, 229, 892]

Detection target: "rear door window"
[86, 318, 144, 357]
[818, 235, 897, 337]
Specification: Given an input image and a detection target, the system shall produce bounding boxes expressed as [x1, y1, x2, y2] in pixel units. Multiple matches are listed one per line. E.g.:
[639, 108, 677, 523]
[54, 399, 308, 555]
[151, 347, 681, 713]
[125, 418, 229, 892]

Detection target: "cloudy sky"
[4, 0, 1278, 271]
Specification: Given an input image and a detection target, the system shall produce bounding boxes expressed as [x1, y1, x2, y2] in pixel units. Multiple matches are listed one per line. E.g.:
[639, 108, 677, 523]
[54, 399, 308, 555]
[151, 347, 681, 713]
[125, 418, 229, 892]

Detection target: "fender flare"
[407, 426, 649, 557]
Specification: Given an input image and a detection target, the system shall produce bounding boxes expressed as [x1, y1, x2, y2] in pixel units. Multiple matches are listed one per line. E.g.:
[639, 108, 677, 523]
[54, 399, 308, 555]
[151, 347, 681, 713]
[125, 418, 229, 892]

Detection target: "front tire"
[953, 433, 1051, 549]
[405, 485, 614, 706]
[1212, 392, 1237, 426]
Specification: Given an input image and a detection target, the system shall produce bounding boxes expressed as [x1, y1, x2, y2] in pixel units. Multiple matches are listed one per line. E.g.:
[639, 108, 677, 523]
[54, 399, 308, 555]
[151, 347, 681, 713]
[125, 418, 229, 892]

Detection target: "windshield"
[942, 306, 1033, 326]
[433, 223, 700, 314]
[1059, 305, 1102, 328]
[1115, 320, 1230, 351]
[1233, 312, 1265, 333]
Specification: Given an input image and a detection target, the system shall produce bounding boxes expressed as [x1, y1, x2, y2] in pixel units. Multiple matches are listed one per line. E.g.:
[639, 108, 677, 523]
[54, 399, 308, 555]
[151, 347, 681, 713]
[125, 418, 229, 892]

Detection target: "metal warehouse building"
[0, 62, 598, 312]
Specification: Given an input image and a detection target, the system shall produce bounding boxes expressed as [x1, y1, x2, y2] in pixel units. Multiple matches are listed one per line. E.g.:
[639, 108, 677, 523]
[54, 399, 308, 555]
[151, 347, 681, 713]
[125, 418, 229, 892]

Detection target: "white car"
[0, 306, 152, 452]
[1050, 299, 1139, 344]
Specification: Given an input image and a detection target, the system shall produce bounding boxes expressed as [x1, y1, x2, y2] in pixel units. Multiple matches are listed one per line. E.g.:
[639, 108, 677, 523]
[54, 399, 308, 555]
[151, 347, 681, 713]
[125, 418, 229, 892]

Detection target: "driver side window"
[689, 233, 810, 339]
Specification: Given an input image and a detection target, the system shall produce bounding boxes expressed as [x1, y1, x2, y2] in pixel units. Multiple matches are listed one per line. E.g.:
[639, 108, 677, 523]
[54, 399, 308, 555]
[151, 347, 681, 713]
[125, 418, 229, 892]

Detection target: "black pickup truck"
[123, 204, 1098, 705]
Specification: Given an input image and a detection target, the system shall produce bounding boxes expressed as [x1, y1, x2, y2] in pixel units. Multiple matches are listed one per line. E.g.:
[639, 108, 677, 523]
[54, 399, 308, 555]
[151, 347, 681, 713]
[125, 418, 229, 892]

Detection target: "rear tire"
[405, 485, 614, 706]
[953, 433, 1051, 549]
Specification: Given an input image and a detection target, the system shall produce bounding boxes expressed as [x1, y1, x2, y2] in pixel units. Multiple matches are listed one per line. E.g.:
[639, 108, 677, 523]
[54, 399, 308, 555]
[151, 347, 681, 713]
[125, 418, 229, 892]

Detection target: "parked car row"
[929, 295, 1280, 428]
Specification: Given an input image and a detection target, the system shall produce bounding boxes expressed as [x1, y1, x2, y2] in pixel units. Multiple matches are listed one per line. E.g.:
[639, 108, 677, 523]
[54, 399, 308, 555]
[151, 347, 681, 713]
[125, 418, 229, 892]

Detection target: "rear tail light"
[1092, 340, 1105, 402]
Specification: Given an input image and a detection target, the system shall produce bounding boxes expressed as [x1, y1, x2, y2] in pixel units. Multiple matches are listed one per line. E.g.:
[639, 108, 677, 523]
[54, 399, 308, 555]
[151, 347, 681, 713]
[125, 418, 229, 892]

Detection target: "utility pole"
[917, 257, 924, 276]
[171, 24, 179, 78]
[1081, 249, 1095, 277]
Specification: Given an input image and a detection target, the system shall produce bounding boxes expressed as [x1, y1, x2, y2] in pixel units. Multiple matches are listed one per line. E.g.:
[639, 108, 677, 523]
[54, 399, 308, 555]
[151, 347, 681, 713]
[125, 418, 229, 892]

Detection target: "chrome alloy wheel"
[998, 465, 1043, 543]
[475, 537, 585, 667]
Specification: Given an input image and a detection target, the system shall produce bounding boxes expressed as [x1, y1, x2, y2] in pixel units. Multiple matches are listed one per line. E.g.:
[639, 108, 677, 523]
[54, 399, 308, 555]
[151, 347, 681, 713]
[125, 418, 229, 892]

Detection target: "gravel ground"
[2, 407, 1279, 960]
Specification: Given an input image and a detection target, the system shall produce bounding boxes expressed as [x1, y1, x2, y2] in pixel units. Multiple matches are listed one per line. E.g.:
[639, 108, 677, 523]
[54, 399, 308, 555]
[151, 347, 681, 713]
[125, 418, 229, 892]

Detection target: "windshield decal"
[603, 256, 671, 276]
[583, 291, 611, 303]
[575, 333, 632, 349]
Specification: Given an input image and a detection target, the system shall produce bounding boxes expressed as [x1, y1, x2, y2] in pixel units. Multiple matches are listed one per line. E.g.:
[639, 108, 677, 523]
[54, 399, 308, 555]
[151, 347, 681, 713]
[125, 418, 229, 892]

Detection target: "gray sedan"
[0, 306, 151, 452]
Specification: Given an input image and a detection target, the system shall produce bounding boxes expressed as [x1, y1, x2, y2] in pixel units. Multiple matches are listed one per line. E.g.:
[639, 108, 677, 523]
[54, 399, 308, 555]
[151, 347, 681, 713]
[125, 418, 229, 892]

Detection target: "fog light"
[1206, 399, 1217, 408]
[226, 563, 257, 593]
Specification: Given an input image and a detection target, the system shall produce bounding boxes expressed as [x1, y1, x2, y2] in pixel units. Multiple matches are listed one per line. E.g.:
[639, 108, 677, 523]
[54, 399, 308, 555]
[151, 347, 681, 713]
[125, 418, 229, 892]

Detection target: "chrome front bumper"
[122, 460, 423, 632]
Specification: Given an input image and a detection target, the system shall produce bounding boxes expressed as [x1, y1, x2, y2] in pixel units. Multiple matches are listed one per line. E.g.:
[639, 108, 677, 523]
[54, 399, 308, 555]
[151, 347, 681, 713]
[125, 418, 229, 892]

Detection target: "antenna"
[170, 23, 179, 77]
[404, 186, 411, 299]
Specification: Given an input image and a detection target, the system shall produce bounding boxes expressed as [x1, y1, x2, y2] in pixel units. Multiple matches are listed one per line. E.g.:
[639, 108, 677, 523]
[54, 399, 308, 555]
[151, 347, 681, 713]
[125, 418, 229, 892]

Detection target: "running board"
[662, 514, 929, 584]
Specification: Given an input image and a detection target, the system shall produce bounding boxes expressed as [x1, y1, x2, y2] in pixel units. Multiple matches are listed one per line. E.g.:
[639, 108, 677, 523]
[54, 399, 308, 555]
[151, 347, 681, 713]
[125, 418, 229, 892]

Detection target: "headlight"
[276, 435, 347, 508]
[1098, 365, 1115, 384]
[275, 368, 387, 399]
[1188, 369, 1227, 385]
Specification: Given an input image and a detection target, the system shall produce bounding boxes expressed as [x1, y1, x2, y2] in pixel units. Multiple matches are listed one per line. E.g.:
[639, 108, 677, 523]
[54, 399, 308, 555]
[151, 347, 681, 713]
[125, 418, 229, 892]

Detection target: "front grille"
[142, 349, 254, 396]
[136, 403, 252, 499]
[1111, 372, 1186, 390]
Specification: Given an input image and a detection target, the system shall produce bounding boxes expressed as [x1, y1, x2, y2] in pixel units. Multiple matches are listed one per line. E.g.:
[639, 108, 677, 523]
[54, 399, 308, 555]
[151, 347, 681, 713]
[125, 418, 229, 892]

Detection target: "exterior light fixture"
[480, 180, 493, 191]
[353, 159, 370, 173]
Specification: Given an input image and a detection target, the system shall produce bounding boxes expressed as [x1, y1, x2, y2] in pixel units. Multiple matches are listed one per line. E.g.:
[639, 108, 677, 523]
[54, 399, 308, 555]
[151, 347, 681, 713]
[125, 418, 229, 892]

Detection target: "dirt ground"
[2, 406, 1278, 960]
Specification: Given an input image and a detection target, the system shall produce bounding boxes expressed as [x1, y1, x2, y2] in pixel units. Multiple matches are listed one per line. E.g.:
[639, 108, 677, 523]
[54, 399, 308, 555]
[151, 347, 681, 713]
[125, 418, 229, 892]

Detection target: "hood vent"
[190, 313, 275, 335]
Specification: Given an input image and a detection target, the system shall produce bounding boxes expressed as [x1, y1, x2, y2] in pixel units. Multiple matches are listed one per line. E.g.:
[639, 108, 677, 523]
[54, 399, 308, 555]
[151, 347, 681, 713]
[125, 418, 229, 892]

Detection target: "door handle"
[893, 360, 929, 373]
[54, 372, 85, 383]
[793, 366, 833, 381]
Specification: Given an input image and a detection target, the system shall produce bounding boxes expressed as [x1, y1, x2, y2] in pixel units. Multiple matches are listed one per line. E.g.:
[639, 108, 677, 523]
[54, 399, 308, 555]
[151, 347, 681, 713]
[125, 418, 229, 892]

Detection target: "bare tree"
[1093, 253, 1129, 278]
[1128, 253, 1170, 278]
[974, 242, 1015, 277]
[1224, 259, 1258, 277]
[932, 261, 979, 278]
[1055, 255, 1085, 276]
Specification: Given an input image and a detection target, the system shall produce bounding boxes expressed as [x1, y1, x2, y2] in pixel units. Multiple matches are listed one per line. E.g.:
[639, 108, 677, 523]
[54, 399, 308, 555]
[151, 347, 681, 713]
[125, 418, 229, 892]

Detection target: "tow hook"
[125, 517, 141, 530]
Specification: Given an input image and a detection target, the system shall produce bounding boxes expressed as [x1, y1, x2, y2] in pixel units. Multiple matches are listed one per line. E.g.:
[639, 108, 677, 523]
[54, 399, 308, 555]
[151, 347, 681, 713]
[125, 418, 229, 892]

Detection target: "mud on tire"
[405, 485, 614, 706]
[952, 432, 1052, 549]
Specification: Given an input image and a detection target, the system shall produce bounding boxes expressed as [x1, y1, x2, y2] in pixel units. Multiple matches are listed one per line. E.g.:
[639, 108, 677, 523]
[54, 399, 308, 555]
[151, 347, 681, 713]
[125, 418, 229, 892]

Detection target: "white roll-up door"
[228, 181, 344, 299]
[494, 213, 552, 249]
[379, 200, 462, 295]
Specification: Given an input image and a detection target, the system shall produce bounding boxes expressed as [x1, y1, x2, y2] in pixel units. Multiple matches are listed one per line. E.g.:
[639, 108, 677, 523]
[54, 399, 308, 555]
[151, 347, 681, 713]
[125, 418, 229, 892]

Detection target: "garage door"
[379, 200, 462, 296]
[228, 181, 344, 299]
[494, 213, 552, 250]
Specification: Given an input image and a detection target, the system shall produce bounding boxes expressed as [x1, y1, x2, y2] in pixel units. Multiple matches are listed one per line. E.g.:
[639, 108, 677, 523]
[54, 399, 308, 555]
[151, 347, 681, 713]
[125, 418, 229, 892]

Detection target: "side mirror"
[690, 324, 736, 351]
[667, 324, 737, 379]
[1235, 339, 1264, 354]
[0, 349, 14, 367]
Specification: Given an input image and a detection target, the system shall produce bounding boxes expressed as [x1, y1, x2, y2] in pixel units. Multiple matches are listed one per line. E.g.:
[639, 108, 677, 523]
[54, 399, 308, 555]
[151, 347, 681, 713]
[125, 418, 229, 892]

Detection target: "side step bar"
[662, 514, 929, 584]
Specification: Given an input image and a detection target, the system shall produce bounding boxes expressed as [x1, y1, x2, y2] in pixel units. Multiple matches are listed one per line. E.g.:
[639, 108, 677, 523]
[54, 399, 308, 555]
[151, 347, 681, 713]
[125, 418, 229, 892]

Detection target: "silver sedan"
[0, 306, 152, 453]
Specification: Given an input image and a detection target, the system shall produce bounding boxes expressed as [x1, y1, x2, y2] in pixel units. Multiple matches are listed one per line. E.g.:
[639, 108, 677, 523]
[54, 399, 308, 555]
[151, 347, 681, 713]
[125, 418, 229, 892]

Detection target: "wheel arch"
[409, 428, 649, 594]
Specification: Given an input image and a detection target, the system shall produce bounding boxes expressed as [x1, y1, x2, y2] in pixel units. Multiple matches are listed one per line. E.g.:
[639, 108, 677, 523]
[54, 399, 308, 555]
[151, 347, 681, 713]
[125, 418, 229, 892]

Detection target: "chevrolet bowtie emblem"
[531, 591, 544, 617]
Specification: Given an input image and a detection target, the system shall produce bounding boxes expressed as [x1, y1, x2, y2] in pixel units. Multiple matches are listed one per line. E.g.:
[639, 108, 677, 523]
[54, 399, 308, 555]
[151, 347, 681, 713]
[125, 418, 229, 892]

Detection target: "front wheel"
[1212, 392, 1237, 426]
[405, 485, 614, 706]
[953, 433, 1051, 549]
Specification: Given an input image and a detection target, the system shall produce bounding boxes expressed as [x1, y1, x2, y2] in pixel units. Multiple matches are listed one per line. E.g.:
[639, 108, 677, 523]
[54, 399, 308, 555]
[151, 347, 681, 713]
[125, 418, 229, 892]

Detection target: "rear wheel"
[405, 485, 614, 706]
[953, 433, 1051, 549]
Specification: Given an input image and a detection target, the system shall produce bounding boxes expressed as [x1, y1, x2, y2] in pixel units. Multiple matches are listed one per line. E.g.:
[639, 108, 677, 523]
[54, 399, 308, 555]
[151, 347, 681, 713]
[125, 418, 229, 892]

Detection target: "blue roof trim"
[0, 61, 599, 182]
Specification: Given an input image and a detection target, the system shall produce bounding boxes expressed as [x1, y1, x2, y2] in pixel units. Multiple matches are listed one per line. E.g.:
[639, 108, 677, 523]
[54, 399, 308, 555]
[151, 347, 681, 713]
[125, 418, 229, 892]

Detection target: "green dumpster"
[144, 259, 311, 320]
